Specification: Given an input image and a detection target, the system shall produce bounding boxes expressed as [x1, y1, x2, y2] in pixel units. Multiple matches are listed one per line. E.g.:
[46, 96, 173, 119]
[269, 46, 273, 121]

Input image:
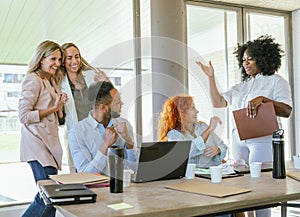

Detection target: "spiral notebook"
[232, 102, 279, 140]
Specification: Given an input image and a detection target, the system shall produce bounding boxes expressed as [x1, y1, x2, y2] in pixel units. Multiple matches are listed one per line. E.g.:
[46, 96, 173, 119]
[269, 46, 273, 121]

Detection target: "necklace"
[68, 74, 85, 90]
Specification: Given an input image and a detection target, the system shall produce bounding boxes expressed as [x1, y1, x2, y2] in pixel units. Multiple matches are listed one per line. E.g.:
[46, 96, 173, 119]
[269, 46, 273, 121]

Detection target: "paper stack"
[49, 172, 109, 186]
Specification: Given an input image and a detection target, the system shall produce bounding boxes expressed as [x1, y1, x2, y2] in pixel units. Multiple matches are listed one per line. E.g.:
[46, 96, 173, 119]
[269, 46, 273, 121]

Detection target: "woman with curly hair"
[196, 35, 292, 166]
[158, 95, 228, 168]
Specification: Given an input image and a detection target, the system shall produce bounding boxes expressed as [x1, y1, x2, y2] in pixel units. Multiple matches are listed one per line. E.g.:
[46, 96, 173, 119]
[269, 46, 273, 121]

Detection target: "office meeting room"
[1, 0, 300, 216]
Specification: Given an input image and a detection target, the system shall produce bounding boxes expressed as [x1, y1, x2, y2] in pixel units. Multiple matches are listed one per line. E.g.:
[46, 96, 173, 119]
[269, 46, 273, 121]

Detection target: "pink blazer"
[19, 73, 62, 170]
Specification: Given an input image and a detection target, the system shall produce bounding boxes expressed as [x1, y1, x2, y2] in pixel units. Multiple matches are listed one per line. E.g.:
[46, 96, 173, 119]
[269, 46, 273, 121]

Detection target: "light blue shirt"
[167, 122, 227, 168]
[68, 112, 138, 175]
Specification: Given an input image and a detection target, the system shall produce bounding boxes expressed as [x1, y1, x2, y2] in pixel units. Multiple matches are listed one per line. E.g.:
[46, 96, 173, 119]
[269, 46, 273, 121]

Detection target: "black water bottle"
[108, 146, 124, 193]
[272, 129, 286, 179]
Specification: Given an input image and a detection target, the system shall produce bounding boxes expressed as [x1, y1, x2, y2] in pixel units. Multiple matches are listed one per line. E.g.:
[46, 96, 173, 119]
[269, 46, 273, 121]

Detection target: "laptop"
[234, 161, 273, 174]
[131, 141, 192, 183]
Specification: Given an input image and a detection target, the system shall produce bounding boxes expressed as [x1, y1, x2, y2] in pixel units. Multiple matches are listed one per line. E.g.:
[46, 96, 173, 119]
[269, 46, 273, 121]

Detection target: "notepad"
[232, 102, 279, 140]
[166, 181, 251, 197]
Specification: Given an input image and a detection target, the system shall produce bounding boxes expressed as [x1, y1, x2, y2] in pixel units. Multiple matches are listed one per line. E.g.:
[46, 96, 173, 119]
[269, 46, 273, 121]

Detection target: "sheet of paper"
[195, 163, 236, 175]
[107, 203, 134, 210]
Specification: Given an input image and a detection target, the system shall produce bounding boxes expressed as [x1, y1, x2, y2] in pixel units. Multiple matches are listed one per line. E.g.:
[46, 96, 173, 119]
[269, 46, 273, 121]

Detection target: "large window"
[0, 0, 135, 205]
[187, 2, 292, 160]
[187, 3, 241, 158]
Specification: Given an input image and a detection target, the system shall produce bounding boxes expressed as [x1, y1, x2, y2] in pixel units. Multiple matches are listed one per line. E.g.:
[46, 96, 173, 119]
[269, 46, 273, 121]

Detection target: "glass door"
[187, 3, 242, 158]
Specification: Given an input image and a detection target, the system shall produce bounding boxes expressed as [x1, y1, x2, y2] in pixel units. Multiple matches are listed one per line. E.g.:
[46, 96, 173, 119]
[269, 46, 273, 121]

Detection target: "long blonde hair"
[27, 40, 64, 84]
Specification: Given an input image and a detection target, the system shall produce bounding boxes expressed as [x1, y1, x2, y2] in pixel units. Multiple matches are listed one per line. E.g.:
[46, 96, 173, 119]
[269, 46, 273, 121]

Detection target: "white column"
[292, 10, 300, 154]
[150, 0, 187, 140]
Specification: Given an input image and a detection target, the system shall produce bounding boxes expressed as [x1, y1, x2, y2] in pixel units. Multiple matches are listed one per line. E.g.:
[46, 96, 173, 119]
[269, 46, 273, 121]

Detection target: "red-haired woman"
[158, 95, 227, 168]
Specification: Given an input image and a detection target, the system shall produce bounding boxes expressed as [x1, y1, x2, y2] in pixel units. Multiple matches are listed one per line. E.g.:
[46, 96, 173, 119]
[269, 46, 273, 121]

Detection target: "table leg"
[281, 202, 287, 217]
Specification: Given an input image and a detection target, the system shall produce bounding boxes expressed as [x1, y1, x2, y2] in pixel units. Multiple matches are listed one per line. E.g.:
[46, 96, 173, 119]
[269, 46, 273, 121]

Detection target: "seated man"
[68, 81, 138, 175]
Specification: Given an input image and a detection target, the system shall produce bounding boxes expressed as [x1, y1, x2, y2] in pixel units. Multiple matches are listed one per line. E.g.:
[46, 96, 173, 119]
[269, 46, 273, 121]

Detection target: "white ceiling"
[0, 0, 299, 66]
[210, 0, 300, 11]
[0, 0, 133, 66]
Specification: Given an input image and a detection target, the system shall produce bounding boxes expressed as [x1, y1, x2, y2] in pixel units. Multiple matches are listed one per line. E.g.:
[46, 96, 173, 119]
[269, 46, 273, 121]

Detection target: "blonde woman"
[60, 43, 109, 172]
[19, 40, 68, 217]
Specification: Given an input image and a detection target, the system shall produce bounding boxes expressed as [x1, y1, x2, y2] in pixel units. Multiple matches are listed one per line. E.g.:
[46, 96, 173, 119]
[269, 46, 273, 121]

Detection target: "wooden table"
[39, 168, 300, 217]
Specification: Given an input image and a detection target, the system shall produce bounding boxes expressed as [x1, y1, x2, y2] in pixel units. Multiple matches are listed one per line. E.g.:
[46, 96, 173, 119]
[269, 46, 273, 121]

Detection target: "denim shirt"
[68, 112, 138, 175]
[167, 122, 227, 168]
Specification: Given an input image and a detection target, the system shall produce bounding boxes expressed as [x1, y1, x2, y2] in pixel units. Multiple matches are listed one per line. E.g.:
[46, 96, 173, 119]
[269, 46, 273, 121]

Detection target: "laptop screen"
[132, 141, 192, 183]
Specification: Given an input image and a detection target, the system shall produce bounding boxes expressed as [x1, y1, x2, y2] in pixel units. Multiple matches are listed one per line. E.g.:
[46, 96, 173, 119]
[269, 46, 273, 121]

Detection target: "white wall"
[292, 10, 300, 154]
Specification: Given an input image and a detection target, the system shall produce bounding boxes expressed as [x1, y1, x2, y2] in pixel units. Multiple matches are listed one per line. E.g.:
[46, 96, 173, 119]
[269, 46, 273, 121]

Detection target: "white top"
[222, 73, 293, 111]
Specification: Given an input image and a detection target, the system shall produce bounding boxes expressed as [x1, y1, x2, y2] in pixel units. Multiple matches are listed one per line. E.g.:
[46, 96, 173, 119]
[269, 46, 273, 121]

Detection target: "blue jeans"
[22, 161, 58, 217]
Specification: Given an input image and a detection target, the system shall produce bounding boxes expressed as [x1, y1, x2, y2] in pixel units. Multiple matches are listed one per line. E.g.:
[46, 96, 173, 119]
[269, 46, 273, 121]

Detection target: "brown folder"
[287, 171, 300, 181]
[166, 181, 251, 198]
[49, 172, 109, 185]
[232, 102, 279, 140]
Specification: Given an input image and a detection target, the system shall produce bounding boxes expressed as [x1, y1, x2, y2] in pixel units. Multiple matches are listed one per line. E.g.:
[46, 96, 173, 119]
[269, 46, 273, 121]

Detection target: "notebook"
[40, 183, 97, 205]
[232, 102, 279, 140]
[131, 141, 192, 183]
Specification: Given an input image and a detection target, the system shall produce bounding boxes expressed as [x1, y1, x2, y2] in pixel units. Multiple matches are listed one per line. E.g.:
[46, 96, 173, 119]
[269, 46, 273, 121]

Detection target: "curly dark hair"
[233, 35, 284, 81]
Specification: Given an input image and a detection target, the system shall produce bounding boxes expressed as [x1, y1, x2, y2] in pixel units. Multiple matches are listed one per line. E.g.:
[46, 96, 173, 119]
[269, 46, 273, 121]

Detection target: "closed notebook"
[232, 101, 279, 140]
[40, 183, 97, 205]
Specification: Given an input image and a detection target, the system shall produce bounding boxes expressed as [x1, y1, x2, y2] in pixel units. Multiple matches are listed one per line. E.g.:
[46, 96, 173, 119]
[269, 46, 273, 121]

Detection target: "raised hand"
[209, 116, 222, 132]
[195, 60, 215, 77]
[94, 68, 110, 82]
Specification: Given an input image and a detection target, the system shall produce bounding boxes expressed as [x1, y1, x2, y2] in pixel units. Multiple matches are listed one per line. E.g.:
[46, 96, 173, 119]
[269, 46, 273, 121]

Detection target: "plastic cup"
[123, 169, 132, 187]
[210, 166, 222, 183]
[185, 163, 196, 179]
[250, 162, 262, 177]
[293, 156, 300, 169]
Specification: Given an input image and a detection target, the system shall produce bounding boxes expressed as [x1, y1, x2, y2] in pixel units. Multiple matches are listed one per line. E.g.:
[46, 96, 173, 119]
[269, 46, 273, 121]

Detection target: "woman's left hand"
[209, 116, 222, 132]
[94, 68, 109, 82]
[247, 96, 266, 118]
